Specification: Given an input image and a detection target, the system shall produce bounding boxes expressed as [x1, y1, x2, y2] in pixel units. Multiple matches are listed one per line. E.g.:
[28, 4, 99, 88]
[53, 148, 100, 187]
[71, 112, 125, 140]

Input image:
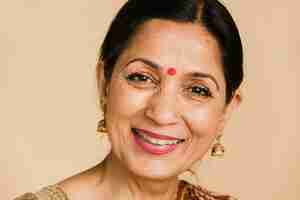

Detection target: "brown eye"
[126, 73, 153, 83]
[125, 72, 158, 89]
[188, 86, 212, 97]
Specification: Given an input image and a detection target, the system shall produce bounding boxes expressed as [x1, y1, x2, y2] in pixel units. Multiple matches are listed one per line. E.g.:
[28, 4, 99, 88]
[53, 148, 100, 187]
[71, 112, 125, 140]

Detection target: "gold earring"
[211, 135, 225, 158]
[97, 97, 107, 135]
[97, 119, 107, 134]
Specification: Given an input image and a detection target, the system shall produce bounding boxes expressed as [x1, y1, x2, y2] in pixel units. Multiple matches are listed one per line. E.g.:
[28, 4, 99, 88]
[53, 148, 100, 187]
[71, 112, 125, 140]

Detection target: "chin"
[126, 158, 182, 181]
[119, 132, 189, 181]
[109, 125, 199, 181]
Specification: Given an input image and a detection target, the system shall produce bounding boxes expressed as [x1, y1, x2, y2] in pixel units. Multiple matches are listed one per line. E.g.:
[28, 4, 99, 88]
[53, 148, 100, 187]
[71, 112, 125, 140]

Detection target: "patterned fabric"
[14, 185, 69, 200]
[177, 180, 237, 200]
[14, 180, 237, 200]
[14, 193, 38, 200]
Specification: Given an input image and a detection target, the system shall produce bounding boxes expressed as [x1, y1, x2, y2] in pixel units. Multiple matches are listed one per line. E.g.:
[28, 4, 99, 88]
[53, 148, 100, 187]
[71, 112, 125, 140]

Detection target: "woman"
[15, 0, 243, 199]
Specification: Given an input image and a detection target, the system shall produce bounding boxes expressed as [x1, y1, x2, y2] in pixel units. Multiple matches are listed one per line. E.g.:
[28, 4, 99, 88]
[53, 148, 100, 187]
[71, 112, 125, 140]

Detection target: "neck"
[98, 153, 180, 200]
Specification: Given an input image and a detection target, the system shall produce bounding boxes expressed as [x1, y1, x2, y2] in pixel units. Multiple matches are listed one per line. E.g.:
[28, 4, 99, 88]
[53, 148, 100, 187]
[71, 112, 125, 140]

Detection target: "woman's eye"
[188, 86, 212, 97]
[125, 72, 156, 86]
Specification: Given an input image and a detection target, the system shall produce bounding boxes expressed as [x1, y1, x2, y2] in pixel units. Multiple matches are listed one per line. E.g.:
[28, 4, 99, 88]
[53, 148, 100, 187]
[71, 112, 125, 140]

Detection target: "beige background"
[0, 0, 298, 199]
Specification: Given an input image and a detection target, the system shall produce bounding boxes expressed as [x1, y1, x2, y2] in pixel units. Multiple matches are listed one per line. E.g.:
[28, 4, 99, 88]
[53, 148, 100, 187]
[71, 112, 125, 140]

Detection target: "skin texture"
[59, 19, 241, 200]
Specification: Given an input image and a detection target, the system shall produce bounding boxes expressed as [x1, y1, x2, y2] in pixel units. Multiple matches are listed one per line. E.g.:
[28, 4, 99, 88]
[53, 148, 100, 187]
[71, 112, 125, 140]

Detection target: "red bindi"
[167, 67, 177, 76]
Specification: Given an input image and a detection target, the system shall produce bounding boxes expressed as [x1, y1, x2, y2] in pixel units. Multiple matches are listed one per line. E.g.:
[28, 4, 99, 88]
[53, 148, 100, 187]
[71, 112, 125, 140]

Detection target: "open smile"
[132, 128, 186, 155]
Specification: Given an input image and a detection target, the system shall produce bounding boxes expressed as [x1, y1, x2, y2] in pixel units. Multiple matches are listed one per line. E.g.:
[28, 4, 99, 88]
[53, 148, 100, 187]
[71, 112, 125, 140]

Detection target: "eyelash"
[125, 72, 213, 99]
[125, 72, 157, 86]
[186, 85, 213, 98]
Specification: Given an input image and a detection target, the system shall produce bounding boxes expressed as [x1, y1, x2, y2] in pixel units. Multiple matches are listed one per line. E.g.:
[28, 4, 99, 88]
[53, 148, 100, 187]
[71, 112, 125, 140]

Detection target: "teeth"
[142, 134, 178, 146]
[133, 129, 183, 146]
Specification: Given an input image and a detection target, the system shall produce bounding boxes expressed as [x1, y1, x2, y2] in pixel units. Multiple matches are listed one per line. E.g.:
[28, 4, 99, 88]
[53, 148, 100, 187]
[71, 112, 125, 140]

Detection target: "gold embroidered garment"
[14, 185, 68, 200]
[14, 180, 237, 200]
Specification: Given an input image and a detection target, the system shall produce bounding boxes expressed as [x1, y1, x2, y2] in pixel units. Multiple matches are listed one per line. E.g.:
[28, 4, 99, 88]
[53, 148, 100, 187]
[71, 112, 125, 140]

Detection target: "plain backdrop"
[0, 0, 298, 199]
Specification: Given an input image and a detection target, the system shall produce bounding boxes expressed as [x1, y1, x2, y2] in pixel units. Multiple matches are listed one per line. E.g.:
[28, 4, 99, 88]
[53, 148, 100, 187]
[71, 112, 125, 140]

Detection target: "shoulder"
[14, 193, 37, 200]
[57, 164, 105, 200]
[180, 180, 238, 200]
[14, 163, 103, 200]
[14, 185, 68, 200]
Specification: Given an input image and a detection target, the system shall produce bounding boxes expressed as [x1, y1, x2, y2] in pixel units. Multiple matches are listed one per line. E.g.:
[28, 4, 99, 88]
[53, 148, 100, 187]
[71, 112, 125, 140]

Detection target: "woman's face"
[103, 19, 239, 180]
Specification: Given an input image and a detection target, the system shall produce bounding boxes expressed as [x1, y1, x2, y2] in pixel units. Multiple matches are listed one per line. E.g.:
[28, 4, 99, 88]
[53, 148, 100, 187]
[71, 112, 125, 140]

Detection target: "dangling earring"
[97, 97, 107, 135]
[97, 118, 107, 134]
[211, 135, 225, 158]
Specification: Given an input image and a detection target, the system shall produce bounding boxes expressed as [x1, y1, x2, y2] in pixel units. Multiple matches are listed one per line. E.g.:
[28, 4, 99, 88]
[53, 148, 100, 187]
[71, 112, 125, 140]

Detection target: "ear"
[217, 89, 242, 133]
[96, 60, 108, 108]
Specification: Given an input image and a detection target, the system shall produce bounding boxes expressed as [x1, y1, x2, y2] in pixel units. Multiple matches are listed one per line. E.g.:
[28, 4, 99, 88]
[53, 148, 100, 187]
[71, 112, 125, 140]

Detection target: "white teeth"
[135, 130, 181, 146]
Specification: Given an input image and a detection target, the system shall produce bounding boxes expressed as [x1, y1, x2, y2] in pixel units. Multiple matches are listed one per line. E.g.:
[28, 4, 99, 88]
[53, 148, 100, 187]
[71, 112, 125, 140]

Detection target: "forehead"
[118, 19, 224, 82]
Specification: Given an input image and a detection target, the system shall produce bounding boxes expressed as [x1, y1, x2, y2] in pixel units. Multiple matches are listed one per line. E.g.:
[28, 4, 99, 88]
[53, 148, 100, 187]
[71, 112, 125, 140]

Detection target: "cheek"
[107, 79, 147, 125]
[181, 105, 224, 163]
[107, 79, 146, 118]
[105, 79, 141, 154]
[185, 105, 222, 139]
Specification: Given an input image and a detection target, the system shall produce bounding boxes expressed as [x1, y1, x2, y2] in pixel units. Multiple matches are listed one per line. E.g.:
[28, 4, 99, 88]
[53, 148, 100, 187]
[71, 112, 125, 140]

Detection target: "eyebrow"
[125, 57, 161, 70]
[189, 72, 220, 91]
[124, 57, 220, 91]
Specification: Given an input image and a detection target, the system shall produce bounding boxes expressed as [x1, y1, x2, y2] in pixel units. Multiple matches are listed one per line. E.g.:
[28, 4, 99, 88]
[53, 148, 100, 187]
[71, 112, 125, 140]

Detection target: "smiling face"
[101, 19, 240, 180]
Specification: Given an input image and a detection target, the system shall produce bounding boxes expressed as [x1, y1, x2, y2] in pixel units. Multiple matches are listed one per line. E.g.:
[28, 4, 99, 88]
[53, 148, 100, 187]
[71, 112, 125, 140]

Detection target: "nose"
[144, 89, 180, 126]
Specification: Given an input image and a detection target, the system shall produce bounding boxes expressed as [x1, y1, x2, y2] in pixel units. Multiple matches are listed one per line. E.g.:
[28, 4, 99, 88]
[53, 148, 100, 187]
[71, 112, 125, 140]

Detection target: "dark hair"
[98, 0, 243, 104]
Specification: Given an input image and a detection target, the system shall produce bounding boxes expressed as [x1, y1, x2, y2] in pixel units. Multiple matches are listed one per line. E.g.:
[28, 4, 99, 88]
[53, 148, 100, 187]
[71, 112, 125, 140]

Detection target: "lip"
[134, 128, 184, 141]
[132, 128, 179, 155]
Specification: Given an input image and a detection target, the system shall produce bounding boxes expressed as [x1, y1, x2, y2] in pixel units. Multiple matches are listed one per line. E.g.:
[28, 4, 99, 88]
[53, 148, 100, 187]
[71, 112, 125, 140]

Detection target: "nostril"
[145, 90, 180, 125]
[144, 106, 180, 126]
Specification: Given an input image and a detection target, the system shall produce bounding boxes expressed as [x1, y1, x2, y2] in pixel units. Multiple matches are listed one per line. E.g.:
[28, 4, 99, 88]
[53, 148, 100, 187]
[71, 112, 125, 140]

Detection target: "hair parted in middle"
[97, 0, 243, 104]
